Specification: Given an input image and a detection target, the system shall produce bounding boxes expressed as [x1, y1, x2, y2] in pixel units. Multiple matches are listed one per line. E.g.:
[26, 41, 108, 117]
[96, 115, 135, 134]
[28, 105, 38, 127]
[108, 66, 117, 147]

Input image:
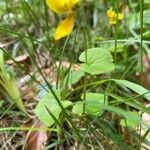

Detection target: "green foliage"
[120, 119, 139, 128]
[99, 42, 125, 53]
[79, 48, 115, 75]
[0, 50, 27, 114]
[0, 100, 4, 107]
[126, 9, 150, 30]
[35, 90, 72, 127]
[64, 69, 85, 85]
[113, 79, 150, 100]
[109, 93, 150, 114]
[72, 93, 141, 126]
[72, 93, 107, 115]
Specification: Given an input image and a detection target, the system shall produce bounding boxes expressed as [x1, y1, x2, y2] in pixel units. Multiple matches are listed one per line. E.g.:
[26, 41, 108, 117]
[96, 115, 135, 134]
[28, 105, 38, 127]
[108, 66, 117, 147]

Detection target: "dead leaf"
[138, 73, 150, 88]
[6, 54, 30, 65]
[24, 119, 48, 150]
[0, 40, 16, 48]
[137, 54, 150, 88]
[56, 61, 80, 71]
[142, 54, 150, 72]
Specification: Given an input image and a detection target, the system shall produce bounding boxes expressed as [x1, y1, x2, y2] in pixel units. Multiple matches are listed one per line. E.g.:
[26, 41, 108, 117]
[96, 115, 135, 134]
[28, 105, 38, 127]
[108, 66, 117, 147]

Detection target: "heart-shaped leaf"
[79, 48, 115, 75]
[35, 91, 72, 127]
[64, 69, 85, 85]
[73, 93, 107, 115]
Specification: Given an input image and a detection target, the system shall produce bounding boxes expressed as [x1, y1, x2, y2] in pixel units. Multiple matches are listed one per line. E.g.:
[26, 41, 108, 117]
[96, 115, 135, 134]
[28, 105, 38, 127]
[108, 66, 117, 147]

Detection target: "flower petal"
[46, 0, 66, 14]
[107, 8, 123, 25]
[54, 14, 76, 40]
[107, 7, 115, 18]
[118, 13, 123, 20]
[46, 0, 80, 14]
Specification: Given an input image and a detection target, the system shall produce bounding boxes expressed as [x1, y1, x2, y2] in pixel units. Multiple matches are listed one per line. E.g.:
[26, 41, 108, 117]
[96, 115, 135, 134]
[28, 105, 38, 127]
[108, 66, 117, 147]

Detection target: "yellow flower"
[107, 7, 123, 25]
[46, 0, 80, 40]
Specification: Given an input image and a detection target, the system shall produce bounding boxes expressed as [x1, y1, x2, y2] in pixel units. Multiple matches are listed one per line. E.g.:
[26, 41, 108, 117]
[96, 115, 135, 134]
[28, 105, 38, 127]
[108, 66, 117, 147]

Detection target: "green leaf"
[145, 0, 150, 3]
[72, 93, 107, 115]
[0, 50, 5, 74]
[120, 119, 139, 128]
[72, 101, 84, 114]
[0, 100, 4, 107]
[73, 101, 141, 125]
[126, 10, 150, 29]
[108, 93, 150, 114]
[35, 91, 72, 127]
[82, 93, 107, 101]
[65, 70, 85, 85]
[99, 42, 125, 53]
[113, 79, 150, 100]
[0, 50, 27, 114]
[79, 48, 115, 75]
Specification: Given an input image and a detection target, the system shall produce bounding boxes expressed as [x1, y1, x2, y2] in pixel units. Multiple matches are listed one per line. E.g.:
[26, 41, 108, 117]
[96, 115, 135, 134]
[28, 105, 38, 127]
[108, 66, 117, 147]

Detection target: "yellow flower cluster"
[107, 8, 123, 25]
[46, 2, 123, 39]
[46, 0, 80, 40]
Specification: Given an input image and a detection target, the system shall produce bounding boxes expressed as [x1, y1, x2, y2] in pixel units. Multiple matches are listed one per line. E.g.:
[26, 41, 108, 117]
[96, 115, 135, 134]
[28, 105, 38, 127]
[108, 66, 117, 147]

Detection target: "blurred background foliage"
[0, 0, 149, 76]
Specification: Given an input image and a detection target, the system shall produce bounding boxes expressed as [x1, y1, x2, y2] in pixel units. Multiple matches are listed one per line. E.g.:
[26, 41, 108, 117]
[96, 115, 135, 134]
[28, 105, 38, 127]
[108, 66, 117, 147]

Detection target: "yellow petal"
[109, 19, 116, 25]
[54, 15, 76, 40]
[107, 7, 115, 18]
[46, 0, 80, 14]
[46, 0, 66, 14]
[118, 13, 123, 20]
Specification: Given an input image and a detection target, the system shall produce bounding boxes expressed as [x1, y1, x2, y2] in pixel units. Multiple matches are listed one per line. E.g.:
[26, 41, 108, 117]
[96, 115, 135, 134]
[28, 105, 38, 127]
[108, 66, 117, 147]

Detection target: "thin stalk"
[139, 0, 144, 149]
[80, 0, 90, 116]
[0, 28, 47, 47]
[140, 0, 144, 73]
[21, 0, 41, 28]
[56, 36, 69, 94]
[0, 127, 57, 132]
[114, 0, 119, 69]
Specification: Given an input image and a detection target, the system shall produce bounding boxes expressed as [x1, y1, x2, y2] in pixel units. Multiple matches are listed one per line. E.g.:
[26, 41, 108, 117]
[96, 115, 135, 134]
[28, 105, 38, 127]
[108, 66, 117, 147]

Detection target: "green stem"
[80, 0, 90, 116]
[139, 0, 144, 149]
